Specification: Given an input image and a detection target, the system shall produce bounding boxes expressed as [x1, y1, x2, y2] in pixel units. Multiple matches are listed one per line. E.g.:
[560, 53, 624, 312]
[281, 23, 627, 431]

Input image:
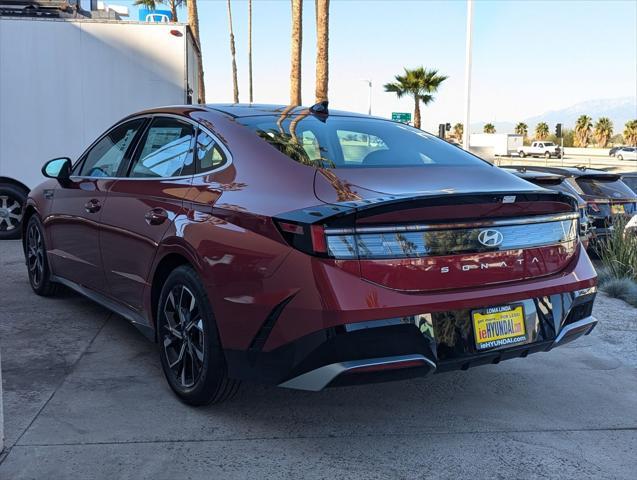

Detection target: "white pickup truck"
[518, 141, 561, 159]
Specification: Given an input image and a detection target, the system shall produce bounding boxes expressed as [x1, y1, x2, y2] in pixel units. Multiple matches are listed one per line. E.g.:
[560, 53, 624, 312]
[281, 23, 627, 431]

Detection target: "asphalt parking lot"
[1, 239, 636, 479]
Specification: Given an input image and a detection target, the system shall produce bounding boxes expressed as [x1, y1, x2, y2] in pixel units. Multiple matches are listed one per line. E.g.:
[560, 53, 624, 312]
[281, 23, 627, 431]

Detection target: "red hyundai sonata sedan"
[23, 104, 598, 405]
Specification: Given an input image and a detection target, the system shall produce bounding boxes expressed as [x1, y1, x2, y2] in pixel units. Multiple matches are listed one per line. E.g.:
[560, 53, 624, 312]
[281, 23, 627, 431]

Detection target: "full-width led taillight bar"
[276, 213, 578, 260]
[324, 213, 579, 260]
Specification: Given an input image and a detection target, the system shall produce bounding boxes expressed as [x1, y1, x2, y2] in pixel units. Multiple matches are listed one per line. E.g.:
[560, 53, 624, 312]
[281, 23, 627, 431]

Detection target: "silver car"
[616, 147, 637, 161]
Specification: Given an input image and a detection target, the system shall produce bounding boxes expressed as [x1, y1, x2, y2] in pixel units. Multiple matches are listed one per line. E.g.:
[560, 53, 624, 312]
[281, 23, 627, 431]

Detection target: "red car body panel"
[45, 177, 114, 292]
[23, 104, 598, 390]
[100, 177, 193, 309]
[261, 245, 596, 352]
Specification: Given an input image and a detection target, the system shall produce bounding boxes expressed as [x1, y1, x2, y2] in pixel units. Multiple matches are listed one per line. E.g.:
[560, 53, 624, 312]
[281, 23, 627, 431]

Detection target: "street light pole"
[463, 0, 474, 151]
[362, 79, 372, 115]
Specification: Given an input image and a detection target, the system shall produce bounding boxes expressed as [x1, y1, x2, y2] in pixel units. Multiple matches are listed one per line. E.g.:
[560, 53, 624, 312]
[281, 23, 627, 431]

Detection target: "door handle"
[145, 208, 169, 225]
[84, 199, 101, 213]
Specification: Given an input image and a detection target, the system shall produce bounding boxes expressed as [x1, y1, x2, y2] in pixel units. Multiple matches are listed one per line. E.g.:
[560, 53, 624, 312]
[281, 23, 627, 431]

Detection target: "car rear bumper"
[277, 314, 597, 392]
[224, 283, 597, 390]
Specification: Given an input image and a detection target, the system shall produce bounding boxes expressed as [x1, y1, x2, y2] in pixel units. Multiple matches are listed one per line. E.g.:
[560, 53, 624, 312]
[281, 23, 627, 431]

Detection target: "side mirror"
[42, 157, 72, 184]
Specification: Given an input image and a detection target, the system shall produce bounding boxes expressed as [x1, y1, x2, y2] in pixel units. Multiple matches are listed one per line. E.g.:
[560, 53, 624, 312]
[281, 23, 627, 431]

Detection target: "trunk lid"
[312, 166, 580, 291]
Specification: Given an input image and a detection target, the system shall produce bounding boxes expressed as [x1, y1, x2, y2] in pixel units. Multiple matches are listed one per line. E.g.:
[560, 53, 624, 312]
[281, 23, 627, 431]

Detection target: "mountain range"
[472, 97, 637, 134]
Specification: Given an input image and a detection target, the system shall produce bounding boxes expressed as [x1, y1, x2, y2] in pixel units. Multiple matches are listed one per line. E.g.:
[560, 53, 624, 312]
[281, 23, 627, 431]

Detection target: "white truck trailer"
[470, 133, 524, 157]
[0, 8, 202, 238]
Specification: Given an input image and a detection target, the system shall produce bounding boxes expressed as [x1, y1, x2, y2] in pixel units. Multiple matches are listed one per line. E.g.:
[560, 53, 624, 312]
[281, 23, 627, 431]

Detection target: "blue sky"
[102, 1, 636, 131]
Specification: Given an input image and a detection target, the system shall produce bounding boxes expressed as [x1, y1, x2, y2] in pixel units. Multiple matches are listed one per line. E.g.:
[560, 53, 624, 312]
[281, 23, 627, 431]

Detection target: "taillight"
[324, 215, 579, 260]
[278, 222, 304, 235]
[275, 220, 329, 255]
[310, 225, 328, 253]
[276, 214, 579, 260]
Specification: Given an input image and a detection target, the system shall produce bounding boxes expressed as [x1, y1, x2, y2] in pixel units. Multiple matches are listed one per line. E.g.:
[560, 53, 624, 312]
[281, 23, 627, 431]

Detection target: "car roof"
[126, 103, 389, 121]
[204, 103, 381, 119]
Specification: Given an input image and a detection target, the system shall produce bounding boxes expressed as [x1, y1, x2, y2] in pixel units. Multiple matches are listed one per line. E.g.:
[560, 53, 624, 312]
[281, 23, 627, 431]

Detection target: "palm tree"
[248, 0, 253, 103]
[515, 122, 528, 137]
[624, 120, 637, 146]
[290, 0, 303, 106]
[535, 122, 549, 140]
[574, 115, 593, 147]
[483, 123, 496, 134]
[187, 0, 205, 103]
[384, 67, 448, 129]
[594, 117, 613, 148]
[135, 0, 183, 22]
[315, 0, 330, 104]
[452, 123, 463, 141]
[226, 0, 239, 103]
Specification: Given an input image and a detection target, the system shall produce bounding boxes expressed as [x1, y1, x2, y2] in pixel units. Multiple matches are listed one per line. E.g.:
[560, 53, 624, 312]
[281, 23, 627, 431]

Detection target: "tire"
[617, 155, 623, 161]
[519, 151, 526, 158]
[0, 184, 27, 240]
[157, 265, 239, 406]
[25, 215, 58, 296]
[545, 151, 551, 159]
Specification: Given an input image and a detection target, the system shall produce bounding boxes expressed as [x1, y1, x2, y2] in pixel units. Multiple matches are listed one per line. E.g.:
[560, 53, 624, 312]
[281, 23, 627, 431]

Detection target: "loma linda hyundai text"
[23, 104, 598, 405]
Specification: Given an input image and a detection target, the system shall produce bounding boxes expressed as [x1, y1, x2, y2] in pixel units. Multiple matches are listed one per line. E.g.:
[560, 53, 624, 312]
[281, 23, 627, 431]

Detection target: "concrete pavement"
[0, 239, 636, 479]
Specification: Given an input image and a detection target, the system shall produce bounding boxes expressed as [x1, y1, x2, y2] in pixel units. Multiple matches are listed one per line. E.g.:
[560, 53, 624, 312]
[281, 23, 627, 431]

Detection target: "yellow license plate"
[611, 204, 625, 215]
[472, 304, 527, 351]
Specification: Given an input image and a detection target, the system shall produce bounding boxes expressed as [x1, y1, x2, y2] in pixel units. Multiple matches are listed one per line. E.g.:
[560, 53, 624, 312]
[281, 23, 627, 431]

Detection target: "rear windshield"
[237, 115, 486, 169]
[575, 176, 636, 199]
[622, 176, 637, 193]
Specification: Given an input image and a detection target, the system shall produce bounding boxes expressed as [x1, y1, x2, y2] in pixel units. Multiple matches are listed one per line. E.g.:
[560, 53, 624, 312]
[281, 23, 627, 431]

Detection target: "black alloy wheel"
[162, 284, 206, 388]
[158, 265, 239, 405]
[25, 215, 57, 296]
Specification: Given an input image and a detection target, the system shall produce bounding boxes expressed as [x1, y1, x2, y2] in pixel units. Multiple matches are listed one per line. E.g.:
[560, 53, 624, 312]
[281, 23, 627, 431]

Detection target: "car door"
[99, 116, 196, 311]
[47, 118, 146, 292]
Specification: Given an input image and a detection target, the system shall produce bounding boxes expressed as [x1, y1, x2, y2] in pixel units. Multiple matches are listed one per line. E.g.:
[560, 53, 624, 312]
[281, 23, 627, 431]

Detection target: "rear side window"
[78, 119, 144, 177]
[129, 117, 195, 178]
[195, 130, 227, 173]
[237, 115, 485, 169]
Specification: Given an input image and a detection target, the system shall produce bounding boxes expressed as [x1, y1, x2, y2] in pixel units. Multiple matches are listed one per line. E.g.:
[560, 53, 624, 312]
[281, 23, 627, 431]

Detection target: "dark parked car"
[506, 166, 637, 243]
[23, 104, 598, 405]
[503, 167, 592, 247]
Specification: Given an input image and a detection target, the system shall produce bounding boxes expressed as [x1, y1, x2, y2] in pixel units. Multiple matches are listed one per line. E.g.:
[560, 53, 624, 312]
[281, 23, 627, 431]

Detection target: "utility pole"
[462, 0, 474, 151]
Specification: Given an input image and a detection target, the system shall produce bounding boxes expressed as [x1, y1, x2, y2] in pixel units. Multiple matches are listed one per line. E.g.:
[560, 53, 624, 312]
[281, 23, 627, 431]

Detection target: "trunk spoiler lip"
[275, 189, 579, 225]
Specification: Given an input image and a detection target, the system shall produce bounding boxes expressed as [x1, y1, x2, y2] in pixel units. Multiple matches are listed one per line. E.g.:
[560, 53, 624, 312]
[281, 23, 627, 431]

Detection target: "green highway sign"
[392, 112, 411, 123]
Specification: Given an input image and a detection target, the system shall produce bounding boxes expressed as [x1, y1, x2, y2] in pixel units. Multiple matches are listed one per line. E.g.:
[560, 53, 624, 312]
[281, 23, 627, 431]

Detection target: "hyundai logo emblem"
[478, 229, 504, 247]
